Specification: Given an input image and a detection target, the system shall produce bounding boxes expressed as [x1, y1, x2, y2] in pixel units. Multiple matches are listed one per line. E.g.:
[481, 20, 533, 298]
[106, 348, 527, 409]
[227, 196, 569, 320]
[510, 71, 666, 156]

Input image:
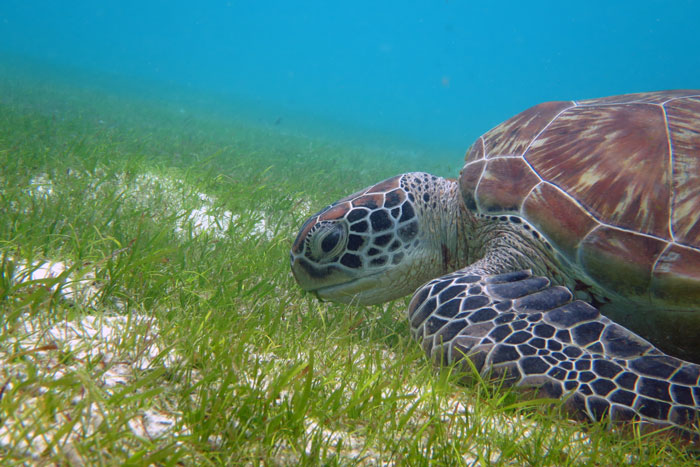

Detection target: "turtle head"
[291, 172, 463, 305]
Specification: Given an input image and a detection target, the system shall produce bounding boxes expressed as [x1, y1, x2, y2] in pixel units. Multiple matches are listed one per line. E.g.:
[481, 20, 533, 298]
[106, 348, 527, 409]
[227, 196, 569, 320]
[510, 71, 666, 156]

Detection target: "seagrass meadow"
[1, 69, 699, 466]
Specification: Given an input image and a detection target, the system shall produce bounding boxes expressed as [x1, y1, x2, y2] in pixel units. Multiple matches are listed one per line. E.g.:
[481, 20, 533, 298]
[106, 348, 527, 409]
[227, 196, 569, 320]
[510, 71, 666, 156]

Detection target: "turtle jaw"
[291, 256, 388, 305]
[311, 272, 389, 305]
[291, 252, 429, 305]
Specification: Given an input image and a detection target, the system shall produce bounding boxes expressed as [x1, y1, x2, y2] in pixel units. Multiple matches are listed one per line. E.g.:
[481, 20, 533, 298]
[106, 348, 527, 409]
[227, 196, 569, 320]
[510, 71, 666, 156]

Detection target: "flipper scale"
[409, 268, 700, 432]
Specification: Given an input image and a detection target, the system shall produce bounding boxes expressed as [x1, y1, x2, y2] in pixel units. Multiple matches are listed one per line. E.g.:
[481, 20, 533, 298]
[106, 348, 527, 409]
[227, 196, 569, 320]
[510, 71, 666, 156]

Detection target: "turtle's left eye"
[309, 222, 347, 262]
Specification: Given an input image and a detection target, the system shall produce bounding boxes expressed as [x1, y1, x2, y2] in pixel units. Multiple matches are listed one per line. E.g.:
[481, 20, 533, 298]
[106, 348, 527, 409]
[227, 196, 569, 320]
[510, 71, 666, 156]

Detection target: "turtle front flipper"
[409, 268, 700, 431]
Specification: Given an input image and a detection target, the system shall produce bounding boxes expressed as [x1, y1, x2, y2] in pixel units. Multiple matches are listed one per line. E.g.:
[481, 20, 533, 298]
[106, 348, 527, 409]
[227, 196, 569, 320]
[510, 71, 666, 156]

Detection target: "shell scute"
[523, 183, 598, 261]
[525, 103, 671, 239]
[666, 96, 700, 246]
[580, 226, 667, 299]
[651, 245, 700, 306]
[479, 100, 572, 157]
[476, 158, 539, 212]
[576, 90, 698, 105]
[464, 137, 484, 162]
[459, 160, 485, 211]
[458, 90, 700, 312]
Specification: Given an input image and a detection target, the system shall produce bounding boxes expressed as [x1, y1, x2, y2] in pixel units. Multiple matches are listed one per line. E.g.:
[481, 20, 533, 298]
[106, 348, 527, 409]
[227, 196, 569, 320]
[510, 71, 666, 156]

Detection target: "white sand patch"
[302, 419, 382, 465]
[175, 192, 272, 240]
[0, 256, 185, 460]
[28, 173, 54, 197]
[9, 258, 102, 306]
[128, 408, 184, 440]
[118, 171, 276, 240]
[175, 201, 233, 238]
[0, 311, 185, 460]
[25, 170, 276, 240]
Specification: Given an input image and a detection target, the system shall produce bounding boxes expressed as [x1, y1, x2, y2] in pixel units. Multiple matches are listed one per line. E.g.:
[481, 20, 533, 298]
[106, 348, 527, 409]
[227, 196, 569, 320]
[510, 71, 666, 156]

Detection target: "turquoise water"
[1, 1, 699, 153]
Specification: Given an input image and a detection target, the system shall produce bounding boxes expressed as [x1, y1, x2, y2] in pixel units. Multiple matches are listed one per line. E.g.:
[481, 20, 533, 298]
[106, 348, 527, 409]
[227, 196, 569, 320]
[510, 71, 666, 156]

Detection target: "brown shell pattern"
[459, 90, 700, 306]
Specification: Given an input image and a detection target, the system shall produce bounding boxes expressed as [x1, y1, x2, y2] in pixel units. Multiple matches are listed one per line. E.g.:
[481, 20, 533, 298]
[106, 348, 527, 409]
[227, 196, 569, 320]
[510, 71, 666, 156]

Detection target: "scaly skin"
[291, 172, 576, 304]
[291, 172, 700, 433]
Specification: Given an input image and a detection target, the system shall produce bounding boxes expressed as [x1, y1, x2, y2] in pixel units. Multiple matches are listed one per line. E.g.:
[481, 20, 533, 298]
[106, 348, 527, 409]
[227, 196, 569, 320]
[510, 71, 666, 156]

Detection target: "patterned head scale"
[290, 175, 423, 304]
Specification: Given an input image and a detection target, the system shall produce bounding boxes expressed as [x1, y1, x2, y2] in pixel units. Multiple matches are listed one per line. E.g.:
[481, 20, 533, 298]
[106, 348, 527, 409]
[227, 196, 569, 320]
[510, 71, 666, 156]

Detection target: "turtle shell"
[459, 90, 700, 307]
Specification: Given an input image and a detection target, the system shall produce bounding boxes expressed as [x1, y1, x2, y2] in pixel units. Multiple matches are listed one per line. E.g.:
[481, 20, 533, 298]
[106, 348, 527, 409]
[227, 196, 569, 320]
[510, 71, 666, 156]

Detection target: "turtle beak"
[291, 254, 350, 292]
[290, 256, 315, 291]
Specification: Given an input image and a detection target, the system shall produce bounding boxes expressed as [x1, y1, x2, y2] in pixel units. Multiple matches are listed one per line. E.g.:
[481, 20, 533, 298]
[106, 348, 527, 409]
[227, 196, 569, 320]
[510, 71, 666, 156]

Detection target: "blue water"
[1, 1, 699, 152]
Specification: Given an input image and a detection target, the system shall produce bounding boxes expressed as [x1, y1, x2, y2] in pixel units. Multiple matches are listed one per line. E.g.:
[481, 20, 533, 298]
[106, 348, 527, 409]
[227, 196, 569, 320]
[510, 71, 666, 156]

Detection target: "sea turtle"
[290, 90, 700, 431]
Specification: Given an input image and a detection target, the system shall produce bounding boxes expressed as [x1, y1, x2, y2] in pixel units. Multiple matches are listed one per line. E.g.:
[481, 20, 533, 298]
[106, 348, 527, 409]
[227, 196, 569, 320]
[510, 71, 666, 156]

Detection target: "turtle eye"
[309, 222, 348, 262]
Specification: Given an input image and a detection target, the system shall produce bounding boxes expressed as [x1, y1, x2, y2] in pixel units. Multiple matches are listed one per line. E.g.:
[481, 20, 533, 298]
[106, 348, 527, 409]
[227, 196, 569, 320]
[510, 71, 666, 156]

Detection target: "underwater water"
[2, 0, 699, 156]
[3, 3, 700, 463]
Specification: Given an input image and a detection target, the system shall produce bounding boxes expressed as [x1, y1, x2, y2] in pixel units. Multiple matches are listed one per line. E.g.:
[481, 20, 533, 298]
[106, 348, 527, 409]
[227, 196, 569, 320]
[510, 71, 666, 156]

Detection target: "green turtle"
[290, 90, 700, 430]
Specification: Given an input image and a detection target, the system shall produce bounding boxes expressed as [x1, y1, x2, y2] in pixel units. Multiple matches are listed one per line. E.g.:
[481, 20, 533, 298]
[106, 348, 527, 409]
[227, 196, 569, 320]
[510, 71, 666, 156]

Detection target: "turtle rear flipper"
[408, 268, 700, 430]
